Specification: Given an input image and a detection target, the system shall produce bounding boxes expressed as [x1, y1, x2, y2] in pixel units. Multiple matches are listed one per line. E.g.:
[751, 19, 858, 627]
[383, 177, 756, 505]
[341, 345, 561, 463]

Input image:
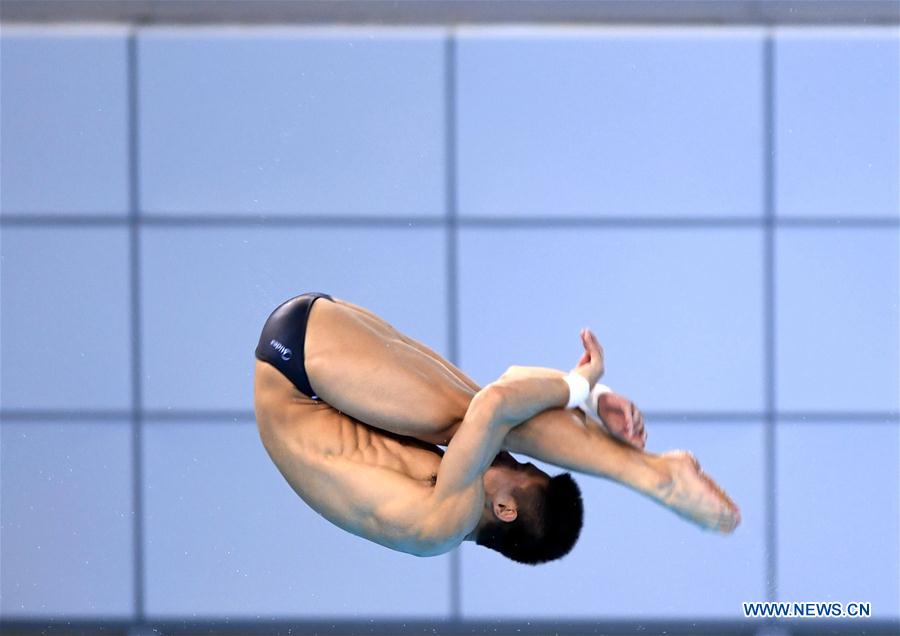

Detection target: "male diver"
[253, 293, 740, 564]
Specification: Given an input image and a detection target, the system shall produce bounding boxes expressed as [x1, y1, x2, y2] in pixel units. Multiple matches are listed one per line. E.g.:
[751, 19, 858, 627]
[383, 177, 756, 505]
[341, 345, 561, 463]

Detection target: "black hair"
[475, 472, 584, 565]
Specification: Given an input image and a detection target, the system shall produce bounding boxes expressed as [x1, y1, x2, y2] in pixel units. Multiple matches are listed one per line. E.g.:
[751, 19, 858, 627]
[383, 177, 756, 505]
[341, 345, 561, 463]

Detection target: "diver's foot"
[657, 450, 741, 533]
[596, 392, 647, 450]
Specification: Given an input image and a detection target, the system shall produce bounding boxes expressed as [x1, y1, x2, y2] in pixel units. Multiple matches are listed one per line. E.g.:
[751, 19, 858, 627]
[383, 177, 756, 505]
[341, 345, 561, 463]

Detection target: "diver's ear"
[493, 499, 518, 523]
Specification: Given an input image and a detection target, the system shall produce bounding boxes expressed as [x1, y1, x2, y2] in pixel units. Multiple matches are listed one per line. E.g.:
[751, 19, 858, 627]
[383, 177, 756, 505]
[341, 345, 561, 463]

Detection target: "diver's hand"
[597, 392, 647, 450]
[571, 328, 604, 388]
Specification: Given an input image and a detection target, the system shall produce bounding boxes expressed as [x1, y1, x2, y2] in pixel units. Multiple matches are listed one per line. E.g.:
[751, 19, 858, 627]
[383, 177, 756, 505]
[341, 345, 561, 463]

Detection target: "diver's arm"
[424, 330, 605, 531]
[411, 379, 552, 547]
[428, 373, 571, 509]
[488, 330, 643, 480]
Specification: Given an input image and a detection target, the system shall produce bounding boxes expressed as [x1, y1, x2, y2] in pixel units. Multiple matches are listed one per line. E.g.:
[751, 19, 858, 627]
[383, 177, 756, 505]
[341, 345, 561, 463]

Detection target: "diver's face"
[484, 452, 550, 497]
[479, 454, 550, 525]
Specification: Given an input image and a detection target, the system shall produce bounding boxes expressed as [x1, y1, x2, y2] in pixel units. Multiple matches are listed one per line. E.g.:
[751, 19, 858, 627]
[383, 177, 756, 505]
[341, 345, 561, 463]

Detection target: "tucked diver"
[253, 293, 740, 564]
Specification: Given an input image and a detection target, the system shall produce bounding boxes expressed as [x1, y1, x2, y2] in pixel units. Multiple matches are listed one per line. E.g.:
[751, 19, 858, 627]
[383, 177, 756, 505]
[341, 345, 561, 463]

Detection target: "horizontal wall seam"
[2, 409, 897, 423]
[2, 214, 898, 228]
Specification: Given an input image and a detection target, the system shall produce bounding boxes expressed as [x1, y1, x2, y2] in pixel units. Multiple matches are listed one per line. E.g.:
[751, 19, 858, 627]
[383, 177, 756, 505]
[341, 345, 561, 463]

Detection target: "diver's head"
[474, 452, 584, 565]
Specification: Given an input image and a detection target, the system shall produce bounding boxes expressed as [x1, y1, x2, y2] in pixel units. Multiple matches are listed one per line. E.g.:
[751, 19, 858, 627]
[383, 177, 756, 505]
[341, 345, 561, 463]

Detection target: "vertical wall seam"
[126, 29, 146, 624]
[763, 30, 779, 605]
[444, 31, 462, 622]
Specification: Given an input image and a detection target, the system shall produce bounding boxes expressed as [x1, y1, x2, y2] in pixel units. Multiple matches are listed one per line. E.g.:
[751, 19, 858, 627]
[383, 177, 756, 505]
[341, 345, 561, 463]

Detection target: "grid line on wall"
[2, 408, 898, 424]
[2, 214, 899, 228]
[444, 32, 462, 622]
[125, 29, 146, 622]
[762, 31, 778, 603]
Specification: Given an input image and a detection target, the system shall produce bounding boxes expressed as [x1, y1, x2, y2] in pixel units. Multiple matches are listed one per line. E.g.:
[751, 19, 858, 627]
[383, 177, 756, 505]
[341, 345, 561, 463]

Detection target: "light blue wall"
[777, 422, 899, 612]
[0, 29, 130, 214]
[1, 227, 132, 410]
[457, 29, 764, 218]
[1, 24, 898, 623]
[138, 30, 446, 217]
[1, 421, 134, 617]
[775, 30, 899, 218]
[458, 227, 765, 411]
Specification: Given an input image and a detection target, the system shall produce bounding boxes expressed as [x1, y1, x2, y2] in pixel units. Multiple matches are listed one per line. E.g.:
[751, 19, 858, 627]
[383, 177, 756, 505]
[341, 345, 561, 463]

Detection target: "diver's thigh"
[337, 298, 481, 392]
[305, 299, 473, 443]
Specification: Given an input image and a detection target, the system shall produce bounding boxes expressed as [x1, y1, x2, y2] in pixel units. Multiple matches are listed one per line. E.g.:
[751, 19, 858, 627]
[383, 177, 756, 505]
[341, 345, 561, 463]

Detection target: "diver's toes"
[731, 507, 742, 530]
[720, 507, 741, 533]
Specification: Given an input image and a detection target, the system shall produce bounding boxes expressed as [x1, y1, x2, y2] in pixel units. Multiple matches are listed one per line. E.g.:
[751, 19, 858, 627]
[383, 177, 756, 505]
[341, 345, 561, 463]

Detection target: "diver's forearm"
[502, 408, 665, 496]
[492, 374, 571, 426]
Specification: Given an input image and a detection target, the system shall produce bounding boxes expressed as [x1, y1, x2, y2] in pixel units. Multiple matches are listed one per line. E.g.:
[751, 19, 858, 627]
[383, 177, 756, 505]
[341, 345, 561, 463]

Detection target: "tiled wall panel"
[776, 30, 900, 218]
[458, 228, 765, 412]
[0, 29, 129, 215]
[138, 29, 445, 216]
[461, 422, 765, 617]
[457, 29, 764, 218]
[140, 226, 447, 411]
[0, 421, 134, 617]
[0, 228, 132, 410]
[775, 228, 899, 412]
[2, 23, 898, 625]
[777, 422, 899, 617]
[142, 421, 450, 617]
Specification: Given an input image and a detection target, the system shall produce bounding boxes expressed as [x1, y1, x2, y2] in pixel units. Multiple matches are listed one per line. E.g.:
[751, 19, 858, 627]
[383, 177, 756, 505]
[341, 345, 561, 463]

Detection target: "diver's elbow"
[469, 384, 512, 429]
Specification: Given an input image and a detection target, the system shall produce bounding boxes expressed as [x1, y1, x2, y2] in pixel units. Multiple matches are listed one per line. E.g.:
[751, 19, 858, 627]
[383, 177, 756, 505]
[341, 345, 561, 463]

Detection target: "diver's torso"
[254, 359, 458, 553]
[255, 359, 442, 479]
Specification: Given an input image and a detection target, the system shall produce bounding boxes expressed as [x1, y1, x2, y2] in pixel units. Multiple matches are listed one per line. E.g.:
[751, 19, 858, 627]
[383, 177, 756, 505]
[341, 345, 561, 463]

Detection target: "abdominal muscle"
[254, 360, 444, 533]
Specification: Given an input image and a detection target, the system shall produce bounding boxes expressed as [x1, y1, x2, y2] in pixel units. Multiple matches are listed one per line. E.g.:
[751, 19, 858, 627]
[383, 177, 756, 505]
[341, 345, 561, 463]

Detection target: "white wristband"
[562, 373, 590, 409]
[578, 383, 613, 424]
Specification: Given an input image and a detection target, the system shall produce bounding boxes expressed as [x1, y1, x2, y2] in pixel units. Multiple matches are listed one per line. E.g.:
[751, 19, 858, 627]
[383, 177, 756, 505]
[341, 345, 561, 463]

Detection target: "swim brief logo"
[269, 339, 292, 361]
